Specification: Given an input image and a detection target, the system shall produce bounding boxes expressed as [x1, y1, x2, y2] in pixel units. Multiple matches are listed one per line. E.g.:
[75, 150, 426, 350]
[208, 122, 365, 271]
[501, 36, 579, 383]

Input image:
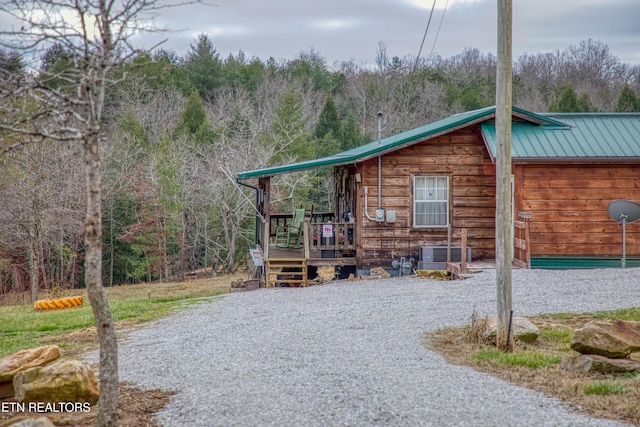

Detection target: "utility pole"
[496, 0, 514, 352]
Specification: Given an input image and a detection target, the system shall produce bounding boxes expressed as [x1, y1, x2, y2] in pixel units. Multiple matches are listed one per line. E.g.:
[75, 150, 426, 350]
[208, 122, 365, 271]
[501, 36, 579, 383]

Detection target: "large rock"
[570, 320, 640, 358]
[367, 267, 391, 279]
[0, 346, 60, 399]
[0, 346, 60, 383]
[13, 359, 99, 405]
[483, 317, 539, 344]
[560, 354, 640, 374]
[3, 417, 55, 427]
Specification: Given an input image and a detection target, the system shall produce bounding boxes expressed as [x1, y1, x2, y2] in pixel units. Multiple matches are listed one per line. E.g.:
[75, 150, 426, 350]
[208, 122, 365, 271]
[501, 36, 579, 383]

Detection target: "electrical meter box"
[386, 210, 396, 223]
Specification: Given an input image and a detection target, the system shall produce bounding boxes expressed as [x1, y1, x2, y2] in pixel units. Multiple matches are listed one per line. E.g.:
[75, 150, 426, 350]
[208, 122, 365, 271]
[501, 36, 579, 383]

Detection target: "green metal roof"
[237, 107, 640, 180]
[238, 106, 496, 179]
[482, 113, 640, 160]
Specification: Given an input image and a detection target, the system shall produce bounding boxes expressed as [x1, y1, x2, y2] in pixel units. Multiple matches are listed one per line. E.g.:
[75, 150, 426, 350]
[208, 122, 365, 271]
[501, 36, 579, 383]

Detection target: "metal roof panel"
[238, 109, 640, 179]
[483, 113, 640, 160]
[237, 106, 499, 179]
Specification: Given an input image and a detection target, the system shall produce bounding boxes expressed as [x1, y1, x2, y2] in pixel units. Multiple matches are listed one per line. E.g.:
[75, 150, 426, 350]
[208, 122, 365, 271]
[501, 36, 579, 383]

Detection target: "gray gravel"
[112, 268, 640, 426]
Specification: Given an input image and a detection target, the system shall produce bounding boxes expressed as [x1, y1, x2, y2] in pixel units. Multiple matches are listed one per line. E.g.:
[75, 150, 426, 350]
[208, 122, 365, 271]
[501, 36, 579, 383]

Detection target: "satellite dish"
[608, 199, 640, 224]
[607, 199, 640, 268]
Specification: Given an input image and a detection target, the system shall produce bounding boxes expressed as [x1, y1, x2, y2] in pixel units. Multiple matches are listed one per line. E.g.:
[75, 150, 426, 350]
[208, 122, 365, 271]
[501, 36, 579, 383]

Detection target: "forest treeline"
[1, 36, 639, 293]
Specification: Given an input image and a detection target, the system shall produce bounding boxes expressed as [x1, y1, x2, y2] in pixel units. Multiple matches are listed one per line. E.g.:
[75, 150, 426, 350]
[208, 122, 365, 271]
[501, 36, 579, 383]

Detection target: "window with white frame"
[413, 176, 449, 227]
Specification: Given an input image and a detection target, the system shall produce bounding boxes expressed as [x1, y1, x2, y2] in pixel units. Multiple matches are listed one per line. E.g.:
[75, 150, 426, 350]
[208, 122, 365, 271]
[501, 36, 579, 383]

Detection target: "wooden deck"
[262, 217, 357, 287]
[266, 219, 357, 267]
[265, 242, 357, 288]
[268, 245, 357, 266]
[262, 215, 527, 286]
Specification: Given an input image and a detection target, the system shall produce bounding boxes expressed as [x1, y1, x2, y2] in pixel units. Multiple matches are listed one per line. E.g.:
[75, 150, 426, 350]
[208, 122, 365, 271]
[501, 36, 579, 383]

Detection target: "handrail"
[268, 213, 355, 260]
[303, 218, 310, 260]
[269, 212, 334, 237]
[308, 222, 355, 253]
[514, 211, 531, 268]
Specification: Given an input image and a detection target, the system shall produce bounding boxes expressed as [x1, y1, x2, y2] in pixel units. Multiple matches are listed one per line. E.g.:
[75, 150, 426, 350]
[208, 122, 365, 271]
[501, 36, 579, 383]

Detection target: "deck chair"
[275, 208, 305, 249]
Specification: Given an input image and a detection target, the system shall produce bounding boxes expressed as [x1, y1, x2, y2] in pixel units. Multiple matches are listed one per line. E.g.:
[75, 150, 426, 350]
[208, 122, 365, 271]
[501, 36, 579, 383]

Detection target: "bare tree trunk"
[70, 252, 76, 290]
[39, 235, 47, 289]
[156, 213, 169, 282]
[179, 211, 188, 281]
[162, 229, 169, 283]
[203, 220, 208, 272]
[211, 228, 224, 277]
[84, 132, 118, 427]
[225, 219, 238, 274]
[220, 214, 232, 273]
[59, 232, 64, 286]
[0, 1, 199, 425]
[12, 265, 19, 293]
[28, 227, 39, 303]
[103, 202, 115, 288]
[109, 208, 115, 287]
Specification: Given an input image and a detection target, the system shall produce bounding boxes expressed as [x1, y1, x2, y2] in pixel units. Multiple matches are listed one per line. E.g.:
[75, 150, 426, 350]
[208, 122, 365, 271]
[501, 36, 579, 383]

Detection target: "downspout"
[377, 111, 382, 210]
[237, 178, 261, 246]
[364, 111, 385, 222]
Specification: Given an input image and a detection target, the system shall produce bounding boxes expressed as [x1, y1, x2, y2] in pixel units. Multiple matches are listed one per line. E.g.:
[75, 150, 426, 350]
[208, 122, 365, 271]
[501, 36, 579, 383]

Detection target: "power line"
[429, 0, 449, 59]
[414, 0, 438, 71]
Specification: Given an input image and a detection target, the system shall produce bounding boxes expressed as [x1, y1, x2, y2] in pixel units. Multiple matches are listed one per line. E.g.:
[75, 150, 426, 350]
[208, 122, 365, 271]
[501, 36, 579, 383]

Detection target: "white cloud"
[205, 26, 253, 38]
[7, 0, 636, 66]
[311, 19, 361, 30]
[406, 0, 483, 10]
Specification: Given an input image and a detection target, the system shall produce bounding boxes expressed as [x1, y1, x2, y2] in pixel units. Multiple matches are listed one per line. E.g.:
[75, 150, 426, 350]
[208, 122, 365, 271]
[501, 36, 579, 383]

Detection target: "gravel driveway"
[115, 268, 640, 426]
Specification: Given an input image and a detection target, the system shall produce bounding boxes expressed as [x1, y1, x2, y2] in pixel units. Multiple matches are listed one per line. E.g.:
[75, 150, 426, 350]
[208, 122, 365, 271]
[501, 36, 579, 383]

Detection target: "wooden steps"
[267, 258, 307, 288]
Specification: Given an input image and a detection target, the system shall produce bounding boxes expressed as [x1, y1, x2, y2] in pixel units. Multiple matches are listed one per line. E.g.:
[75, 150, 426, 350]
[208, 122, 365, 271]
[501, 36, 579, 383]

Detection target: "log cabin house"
[237, 106, 640, 286]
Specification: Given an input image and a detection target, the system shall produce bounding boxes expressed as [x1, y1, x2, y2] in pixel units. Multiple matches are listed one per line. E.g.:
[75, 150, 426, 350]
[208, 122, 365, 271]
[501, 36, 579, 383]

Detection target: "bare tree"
[0, 1, 201, 425]
[201, 88, 271, 272]
[0, 137, 84, 302]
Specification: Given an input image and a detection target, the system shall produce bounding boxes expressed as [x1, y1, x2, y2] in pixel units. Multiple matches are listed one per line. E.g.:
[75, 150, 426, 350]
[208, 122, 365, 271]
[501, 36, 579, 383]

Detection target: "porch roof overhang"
[238, 106, 556, 180]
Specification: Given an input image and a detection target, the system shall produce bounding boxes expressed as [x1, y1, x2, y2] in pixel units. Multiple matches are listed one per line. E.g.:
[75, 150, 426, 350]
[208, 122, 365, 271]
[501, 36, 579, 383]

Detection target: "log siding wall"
[355, 126, 496, 268]
[515, 164, 640, 258]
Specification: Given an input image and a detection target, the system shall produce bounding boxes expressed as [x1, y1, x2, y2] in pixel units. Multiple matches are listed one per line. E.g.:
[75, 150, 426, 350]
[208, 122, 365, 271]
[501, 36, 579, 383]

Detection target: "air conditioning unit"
[418, 245, 472, 270]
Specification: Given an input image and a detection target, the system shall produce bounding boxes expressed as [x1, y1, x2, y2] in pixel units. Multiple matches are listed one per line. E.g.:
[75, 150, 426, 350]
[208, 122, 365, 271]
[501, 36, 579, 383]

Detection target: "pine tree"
[339, 113, 367, 150]
[314, 96, 341, 140]
[177, 91, 207, 134]
[262, 87, 313, 164]
[616, 85, 639, 112]
[0, 48, 24, 75]
[175, 90, 215, 144]
[185, 34, 223, 99]
[549, 84, 594, 112]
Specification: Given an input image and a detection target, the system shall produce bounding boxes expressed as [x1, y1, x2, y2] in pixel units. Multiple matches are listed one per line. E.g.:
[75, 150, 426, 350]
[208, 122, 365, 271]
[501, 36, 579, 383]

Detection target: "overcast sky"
[135, 0, 640, 67]
[1, 0, 638, 67]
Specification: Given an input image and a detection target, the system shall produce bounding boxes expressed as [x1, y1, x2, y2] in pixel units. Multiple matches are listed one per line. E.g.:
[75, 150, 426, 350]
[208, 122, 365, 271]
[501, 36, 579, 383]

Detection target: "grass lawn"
[0, 274, 237, 426]
[426, 307, 640, 426]
[0, 276, 233, 358]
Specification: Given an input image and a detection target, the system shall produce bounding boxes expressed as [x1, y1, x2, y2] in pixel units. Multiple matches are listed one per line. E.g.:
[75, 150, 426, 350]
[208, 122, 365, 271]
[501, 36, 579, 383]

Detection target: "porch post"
[259, 177, 271, 263]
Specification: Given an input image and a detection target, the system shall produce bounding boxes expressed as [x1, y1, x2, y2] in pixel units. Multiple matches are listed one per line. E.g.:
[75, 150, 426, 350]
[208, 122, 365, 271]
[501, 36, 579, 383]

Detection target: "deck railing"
[269, 212, 334, 239]
[268, 212, 355, 260]
[514, 211, 531, 268]
[307, 221, 355, 259]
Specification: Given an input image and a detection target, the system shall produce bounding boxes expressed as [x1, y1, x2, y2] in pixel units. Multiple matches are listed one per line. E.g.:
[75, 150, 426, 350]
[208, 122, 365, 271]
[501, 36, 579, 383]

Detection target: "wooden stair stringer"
[267, 258, 308, 287]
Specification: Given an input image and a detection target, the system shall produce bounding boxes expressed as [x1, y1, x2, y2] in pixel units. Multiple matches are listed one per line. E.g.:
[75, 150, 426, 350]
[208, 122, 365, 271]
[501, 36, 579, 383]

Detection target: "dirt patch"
[39, 318, 147, 359]
[0, 383, 173, 427]
[41, 327, 98, 347]
[425, 313, 640, 426]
